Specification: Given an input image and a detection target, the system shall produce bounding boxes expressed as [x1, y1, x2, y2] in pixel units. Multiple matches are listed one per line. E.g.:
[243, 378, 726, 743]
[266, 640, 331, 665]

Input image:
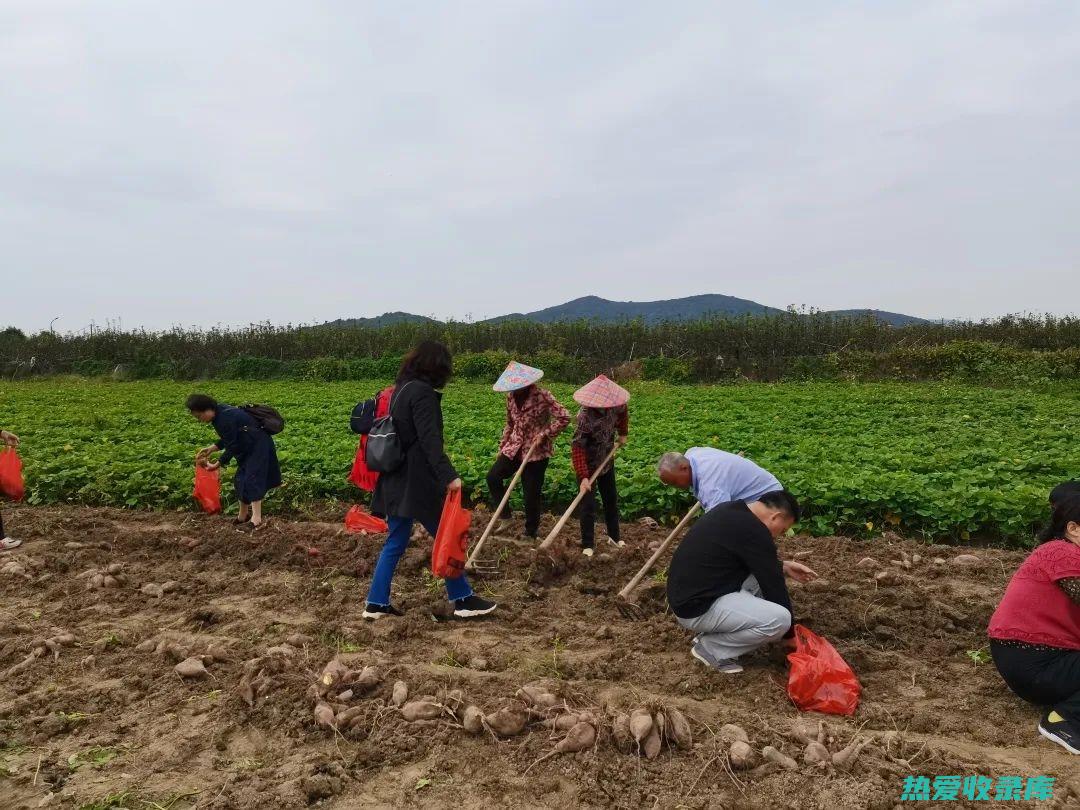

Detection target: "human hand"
[205, 461, 221, 472]
[579, 479, 592, 494]
[448, 478, 463, 492]
[783, 560, 819, 583]
[617, 435, 628, 448]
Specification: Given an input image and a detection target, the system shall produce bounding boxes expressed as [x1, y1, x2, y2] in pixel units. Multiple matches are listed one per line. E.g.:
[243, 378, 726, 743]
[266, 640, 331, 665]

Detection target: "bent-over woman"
[988, 492, 1080, 755]
[487, 361, 570, 539]
[187, 394, 281, 530]
[364, 341, 496, 620]
[571, 374, 629, 558]
[1, 428, 21, 550]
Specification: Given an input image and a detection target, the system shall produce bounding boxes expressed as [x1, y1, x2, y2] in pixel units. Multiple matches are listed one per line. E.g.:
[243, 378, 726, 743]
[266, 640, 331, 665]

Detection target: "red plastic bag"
[431, 489, 470, 579]
[193, 464, 222, 514]
[786, 624, 861, 716]
[344, 505, 388, 534]
[0, 448, 25, 502]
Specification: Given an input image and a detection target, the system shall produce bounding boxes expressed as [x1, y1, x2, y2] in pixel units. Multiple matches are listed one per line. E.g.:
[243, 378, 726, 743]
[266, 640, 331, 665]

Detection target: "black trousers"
[578, 467, 619, 549]
[486, 454, 549, 539]
[0, 510, 4, 538]
[990, 640, 1080, 723]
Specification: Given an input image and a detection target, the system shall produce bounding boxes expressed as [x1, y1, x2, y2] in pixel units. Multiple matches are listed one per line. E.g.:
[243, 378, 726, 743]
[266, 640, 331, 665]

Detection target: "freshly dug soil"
[0, 504, 1077, 809]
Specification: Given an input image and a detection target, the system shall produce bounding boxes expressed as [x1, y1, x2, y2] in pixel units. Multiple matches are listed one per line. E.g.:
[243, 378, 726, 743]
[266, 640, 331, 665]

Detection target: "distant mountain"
[489, 294, 783, 324]
[321, 312, 437, 329]
[321, 296, 929, 328]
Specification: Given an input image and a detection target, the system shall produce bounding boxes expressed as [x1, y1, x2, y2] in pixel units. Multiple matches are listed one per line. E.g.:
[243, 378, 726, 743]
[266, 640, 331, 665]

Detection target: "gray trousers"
[677, 575, 792, 661]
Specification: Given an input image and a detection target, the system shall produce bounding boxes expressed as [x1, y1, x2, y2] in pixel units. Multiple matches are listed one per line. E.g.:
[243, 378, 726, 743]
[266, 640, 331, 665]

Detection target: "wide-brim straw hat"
[493, 361, 544, 393]
[573, 374, 630, 408]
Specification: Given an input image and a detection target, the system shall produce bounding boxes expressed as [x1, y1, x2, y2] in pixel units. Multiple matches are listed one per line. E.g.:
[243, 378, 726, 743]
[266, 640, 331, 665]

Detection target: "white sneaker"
[0, 537, 21, 551]
[581, 548, 594, 558]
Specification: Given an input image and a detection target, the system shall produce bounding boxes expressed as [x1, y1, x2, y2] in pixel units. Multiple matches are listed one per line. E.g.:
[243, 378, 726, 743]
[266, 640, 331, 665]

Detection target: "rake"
[537, 443, 621, 554]
[616, 501, 702, 619]
[464, 444, 537, 576]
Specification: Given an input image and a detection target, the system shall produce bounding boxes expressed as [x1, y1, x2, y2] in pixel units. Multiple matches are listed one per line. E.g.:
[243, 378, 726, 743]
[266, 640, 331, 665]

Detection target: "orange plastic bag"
[0, 448, 25, 502]
[347, 437, 379, 492]
[786, 624, 861, 716]
[344, 505, 388, 534]
[431, 489, 470, 579]
[193, 464, 222, 514]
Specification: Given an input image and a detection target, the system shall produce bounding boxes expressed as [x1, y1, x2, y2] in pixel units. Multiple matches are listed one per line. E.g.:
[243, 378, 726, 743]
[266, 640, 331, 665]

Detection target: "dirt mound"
[0, 505, 1077, 809]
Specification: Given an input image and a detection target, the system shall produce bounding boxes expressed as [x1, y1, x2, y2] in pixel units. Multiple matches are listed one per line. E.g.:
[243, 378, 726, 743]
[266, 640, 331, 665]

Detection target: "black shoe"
[453, 595, 497, 618]
[362, 603, 404, 621]
[1038, 711, 1080, 755]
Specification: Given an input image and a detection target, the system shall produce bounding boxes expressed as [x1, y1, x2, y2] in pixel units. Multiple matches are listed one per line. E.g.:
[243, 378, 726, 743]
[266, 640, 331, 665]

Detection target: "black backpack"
[364, 382, 413, 473]
[241, 403, 285, 435]
[350, 396, 379, 435]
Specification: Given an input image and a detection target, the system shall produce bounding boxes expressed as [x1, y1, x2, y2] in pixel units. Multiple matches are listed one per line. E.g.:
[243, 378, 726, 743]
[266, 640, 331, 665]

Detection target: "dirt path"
[0, 505, 1077, 809]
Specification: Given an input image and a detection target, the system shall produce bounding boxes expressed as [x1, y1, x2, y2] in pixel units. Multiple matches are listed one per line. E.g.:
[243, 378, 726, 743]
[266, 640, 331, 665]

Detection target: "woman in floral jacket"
[486, 362, 570, 539]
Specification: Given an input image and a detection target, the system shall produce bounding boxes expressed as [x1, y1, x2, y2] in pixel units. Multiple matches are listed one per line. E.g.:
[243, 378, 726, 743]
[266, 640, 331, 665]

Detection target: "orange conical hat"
[573, 374, 630, 408]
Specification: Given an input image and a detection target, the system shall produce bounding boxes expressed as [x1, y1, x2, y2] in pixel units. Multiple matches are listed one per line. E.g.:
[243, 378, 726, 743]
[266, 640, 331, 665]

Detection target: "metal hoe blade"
[467, 557, 502, 576]
[615, 597, 647, 620]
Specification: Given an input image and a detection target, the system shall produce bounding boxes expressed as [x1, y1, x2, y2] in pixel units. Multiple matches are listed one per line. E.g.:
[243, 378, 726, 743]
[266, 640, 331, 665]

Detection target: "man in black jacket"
[666, 491, 816, 674]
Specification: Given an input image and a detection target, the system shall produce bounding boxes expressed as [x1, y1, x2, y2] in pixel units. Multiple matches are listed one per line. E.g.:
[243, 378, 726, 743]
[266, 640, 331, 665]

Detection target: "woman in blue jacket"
[187, 394, 281, 530]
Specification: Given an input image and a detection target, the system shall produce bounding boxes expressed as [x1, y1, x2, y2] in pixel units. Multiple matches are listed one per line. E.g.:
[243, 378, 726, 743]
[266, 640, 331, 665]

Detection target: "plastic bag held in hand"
[786, 624, 861, 715]
[344, 505, 388, 534]
[192, 464, 222, 514]
[431, 488, 471, 579]
[0, 448, 25, 501]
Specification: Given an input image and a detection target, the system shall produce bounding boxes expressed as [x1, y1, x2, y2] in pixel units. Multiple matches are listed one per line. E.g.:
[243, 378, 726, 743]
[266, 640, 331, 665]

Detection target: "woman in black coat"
[364, 341, 496, 620]
[187, 394, 281, 530]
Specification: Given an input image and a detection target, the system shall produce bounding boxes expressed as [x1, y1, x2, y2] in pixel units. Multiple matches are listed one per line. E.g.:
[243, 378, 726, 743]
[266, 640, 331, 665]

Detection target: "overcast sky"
[2, 1, 1078, 333]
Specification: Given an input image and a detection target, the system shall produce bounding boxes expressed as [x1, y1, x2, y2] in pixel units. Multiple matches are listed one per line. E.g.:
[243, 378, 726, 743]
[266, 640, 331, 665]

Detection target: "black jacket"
[666, 500, 793, 631]
[371, 378, 458, 527]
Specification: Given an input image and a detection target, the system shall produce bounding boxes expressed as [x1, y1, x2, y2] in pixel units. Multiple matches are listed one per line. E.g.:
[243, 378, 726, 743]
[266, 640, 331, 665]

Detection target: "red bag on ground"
[193, 464, 222, 514]
[344, 505, 388, 534]
[431, 489, 470, 579]
[786, 624, 861, 716]
[347, 386, 394, 492]
[0, 448, 25, 502]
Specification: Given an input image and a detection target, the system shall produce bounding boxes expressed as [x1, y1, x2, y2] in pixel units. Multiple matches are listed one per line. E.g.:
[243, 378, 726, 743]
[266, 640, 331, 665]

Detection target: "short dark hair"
[1038, 493, 1080, 544]
[758, 489, 801, 521]
[1050, 480, 1080, 507]
[397, 340, 453, 388]
[185, 393, 217, 412]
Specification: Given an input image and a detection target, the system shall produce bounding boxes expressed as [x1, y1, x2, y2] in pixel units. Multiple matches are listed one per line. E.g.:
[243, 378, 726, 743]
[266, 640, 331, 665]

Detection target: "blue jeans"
[366, 515, 473, 606]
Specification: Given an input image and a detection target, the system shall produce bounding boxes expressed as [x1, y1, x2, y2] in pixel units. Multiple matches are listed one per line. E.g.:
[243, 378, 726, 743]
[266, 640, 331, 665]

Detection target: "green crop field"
[0, 379, 1075, 543]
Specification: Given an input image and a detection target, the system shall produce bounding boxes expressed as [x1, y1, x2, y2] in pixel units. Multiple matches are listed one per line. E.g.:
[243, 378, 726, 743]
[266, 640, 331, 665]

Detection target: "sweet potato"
[335, 706, 365, 729]
[803, 741, 831, 766]
[391, 681, 408, 707]
[102, 575, 119, 589]
[517, 685, 559, 709]
[401, 700, 443, 722]
[141, 583, 164, 598]
[545, 713, 583, 732]
[665, 708, 692, 749]
[831, 736, 871, 771]
[161, 580, 179, 593]
[642, 723, 662, 760]
[105, 563, 123, 575]
[89, 573, 105, 589]
[175, 657, 208, 678]
[728, 740, 756, 771]
[350, 666, 381, 691]
[762, 746, 798, 771]
[555, 721, 596, 753]
[443, 688, 465, 715]
[50, 633, 75, 646]
[484, 704, 529, 737]
[653, 710, 667, 746]
[629, 708, 653, 744]
[462, 705, 484, 734]
[314, 701, 336, 728]
[719, 723, 749, 744]
[612, 712, 633, 753]
[135, 639, 156, 654]
[205, 645, 231, 662]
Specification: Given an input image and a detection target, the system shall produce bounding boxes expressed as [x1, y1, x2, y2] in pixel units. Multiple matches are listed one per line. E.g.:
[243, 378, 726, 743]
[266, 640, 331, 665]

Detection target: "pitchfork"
[465, 443, 537, 575]
[537, 443, 621, 554]
[615, 501, 702, 619]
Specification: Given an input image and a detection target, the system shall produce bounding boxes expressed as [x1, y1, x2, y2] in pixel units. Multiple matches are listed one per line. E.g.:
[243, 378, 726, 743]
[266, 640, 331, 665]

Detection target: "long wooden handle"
[617, 501, 702, 600]
[538, 443, 621, 552]
[465, 446, 535, 567]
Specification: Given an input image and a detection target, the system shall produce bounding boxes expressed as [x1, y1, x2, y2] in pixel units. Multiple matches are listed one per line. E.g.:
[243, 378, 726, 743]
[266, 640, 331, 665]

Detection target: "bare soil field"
[1, 505, 1077, 809]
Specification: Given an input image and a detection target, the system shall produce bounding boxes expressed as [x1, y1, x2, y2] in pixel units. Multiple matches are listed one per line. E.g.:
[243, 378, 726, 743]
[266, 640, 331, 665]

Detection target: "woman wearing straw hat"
[486, 361, 570, 540]
[571, 374, 630, 558]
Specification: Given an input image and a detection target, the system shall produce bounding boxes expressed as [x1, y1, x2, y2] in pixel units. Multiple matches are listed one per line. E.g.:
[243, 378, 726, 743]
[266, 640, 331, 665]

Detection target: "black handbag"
[364, 382, 413, 473]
